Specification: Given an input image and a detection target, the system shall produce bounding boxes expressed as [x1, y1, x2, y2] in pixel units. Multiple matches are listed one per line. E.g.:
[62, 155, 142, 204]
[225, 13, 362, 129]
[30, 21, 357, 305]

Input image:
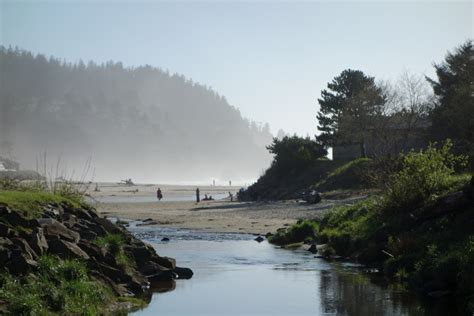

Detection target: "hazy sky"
[1, 0, 472, 136]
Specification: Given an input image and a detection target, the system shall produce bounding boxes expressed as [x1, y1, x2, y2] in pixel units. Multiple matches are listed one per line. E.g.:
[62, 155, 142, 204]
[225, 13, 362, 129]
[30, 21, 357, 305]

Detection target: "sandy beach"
[89, 183, 366, 235]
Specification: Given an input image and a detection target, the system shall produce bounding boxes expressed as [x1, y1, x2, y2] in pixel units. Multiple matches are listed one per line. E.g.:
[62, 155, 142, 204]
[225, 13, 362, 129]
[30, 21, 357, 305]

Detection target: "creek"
[127, 225, 456, 316]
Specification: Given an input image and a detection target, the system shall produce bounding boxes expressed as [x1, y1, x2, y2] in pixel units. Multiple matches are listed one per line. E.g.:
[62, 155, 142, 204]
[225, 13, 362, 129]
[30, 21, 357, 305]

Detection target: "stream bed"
[127, 225, 457, 316]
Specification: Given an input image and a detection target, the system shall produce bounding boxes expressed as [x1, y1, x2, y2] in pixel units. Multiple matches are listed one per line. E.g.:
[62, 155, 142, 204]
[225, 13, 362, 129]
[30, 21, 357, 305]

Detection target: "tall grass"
[35, 152, 94, 203]
[0, 152, 95, 206]
[0, 255, 113, 315]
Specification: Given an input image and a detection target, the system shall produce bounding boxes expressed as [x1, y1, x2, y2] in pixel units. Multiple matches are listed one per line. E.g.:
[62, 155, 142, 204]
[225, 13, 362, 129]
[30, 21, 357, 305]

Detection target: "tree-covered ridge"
[0, 46, 272, 181]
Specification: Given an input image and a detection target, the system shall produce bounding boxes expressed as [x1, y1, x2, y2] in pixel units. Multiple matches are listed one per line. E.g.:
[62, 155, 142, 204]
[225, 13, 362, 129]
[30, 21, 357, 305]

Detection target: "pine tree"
[316, 69, 385, 157]
[427, 40, 474, 158]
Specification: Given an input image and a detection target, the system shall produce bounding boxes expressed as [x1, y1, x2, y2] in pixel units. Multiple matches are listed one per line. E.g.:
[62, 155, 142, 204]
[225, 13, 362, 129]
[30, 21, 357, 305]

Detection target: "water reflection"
[150, 279, 176, 293]
[319, 264, 464, 316]
[130, 227, 460, 316]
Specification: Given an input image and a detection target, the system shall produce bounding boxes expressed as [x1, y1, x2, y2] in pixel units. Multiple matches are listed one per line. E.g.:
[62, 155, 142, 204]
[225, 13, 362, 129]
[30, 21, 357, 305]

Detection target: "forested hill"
[0, 47, 272, 182]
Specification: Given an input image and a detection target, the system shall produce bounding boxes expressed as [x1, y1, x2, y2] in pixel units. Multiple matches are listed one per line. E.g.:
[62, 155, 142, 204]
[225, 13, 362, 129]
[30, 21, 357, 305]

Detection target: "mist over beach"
[0, 1, 472, 315]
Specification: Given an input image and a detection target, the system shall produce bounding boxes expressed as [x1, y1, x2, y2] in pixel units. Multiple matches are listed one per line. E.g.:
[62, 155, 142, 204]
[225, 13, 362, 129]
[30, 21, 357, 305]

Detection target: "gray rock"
[0, 222, 16, 238]
[306, 244, 317, 254]
[147, 270, 175, 282]
[6, 253, 38, 274]
[38, 218, 80, 243]
[11, 237, 38, 260]
[139, 260, 170, 276]
[48, 239, 90, 260]
[94, 218, 124, 235]
[28, 228, 48, 256]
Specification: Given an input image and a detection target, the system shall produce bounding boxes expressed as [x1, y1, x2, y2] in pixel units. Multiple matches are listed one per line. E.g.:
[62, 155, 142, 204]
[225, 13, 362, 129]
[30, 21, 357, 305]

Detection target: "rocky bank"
[0, 199, 192, 312]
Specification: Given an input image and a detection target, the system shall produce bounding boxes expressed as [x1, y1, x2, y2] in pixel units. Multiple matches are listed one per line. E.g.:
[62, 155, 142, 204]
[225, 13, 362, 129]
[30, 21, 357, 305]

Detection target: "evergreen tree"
[266, 135, 327, 172]
[316, 69, 385, 157]
[427, 40, 474, 159]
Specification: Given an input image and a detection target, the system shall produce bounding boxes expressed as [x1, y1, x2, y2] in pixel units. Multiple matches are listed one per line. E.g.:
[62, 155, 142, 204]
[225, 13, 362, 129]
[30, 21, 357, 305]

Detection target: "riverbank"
[0, 190, 192, 314]
[267, 176, 474, 313]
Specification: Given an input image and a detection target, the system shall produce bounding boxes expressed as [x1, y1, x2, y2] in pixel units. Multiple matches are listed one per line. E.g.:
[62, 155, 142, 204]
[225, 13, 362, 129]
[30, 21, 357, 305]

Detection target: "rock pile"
[0, 202, 192, 298]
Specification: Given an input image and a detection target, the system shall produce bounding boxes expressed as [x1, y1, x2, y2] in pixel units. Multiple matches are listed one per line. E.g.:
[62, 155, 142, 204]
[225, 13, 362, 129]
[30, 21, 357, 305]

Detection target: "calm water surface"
[126, 226, 458, 316]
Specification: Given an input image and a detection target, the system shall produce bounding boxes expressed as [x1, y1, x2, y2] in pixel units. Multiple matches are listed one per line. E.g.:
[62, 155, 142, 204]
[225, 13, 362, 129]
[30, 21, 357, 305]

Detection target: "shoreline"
[94, 195, 367, 235]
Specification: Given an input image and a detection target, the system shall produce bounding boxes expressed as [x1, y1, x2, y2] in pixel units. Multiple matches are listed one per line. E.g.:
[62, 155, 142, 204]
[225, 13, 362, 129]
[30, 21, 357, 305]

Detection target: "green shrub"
[96, 234, 125, 256]
[383, 140, 467, 213]
[95, 234, 133, 271]
[268, 220, 319, 245]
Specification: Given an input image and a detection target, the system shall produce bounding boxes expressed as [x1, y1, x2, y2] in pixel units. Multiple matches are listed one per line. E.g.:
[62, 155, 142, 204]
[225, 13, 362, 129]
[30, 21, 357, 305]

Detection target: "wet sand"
[91, 184, 366, 234]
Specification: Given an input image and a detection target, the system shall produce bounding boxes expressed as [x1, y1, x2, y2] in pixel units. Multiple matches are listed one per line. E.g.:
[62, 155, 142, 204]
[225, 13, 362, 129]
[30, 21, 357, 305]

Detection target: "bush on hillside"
[315, 158, 375, 191]
[383, 140, 467, 212]
[268, 220, 319, 245]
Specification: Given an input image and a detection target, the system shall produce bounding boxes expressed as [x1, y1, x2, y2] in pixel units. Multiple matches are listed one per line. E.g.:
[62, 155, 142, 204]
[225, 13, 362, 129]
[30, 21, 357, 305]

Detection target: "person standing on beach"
[157, 188, 163, 201]
[196, 188, 200, 203]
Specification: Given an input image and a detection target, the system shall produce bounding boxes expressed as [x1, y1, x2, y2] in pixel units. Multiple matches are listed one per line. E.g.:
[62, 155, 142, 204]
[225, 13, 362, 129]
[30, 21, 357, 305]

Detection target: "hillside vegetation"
[0, 46, 272, 181]
[239, 156, 377, 201]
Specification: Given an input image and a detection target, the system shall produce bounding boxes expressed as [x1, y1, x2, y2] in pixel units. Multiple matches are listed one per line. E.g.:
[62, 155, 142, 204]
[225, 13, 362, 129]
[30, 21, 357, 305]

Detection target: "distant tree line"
[0, 46, 273, 181]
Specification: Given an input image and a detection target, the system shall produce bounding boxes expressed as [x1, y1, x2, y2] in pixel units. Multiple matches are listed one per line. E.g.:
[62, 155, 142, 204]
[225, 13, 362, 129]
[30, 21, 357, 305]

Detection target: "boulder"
[302, 190, 322, 204]
[128, 243, 176, 270]
[147, 270, 175, 283]
[11, 237, 38, 260]
[94, 218, 124, 235]
[0, 222, 16, 238]
[173, 267, 193, 279]
[129, 245, 151, 265]
[48, 239, 90, 260]
[77, 240, 104, 261]
[75, 220, 107, 237]
[96, 262, 129, 283]
[90, 271, 132, 297]
[254, 236, 264, 243]
[149, 279, 176, 293]
[0, 237, 14, 265]
[153, 256, 176, 270]
[81, 230, 98, 241]
[125, 273, 149, 295]
[5, 251, 38, 274]
[161, 237, 170, 242]
[0, 206, 31, 227]
[306, 244, 318, 254]
[41, 207, 62, 219]
[28, 228, 48, 256]
[60, 213, 79, 228]
[64, 206, 94, 221]
[138, 260, 170, 276]
[38, 218, 80, 243]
